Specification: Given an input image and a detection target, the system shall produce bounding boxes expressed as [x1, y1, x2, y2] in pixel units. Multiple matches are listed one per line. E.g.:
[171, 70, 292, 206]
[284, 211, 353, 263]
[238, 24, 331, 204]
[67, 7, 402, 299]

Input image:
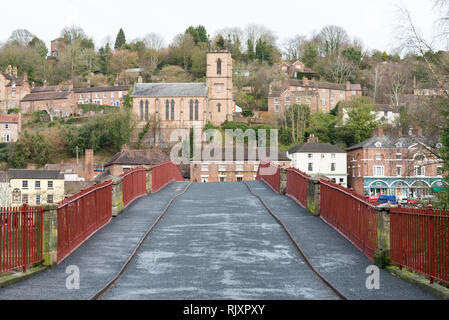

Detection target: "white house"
[287, 141, 348, 187]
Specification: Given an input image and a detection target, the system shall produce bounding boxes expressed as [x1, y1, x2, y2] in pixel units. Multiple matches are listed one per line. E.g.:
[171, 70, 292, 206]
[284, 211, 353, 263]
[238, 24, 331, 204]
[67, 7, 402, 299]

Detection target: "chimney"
[12, 67, 17, 77]
[43, 80, 47, 88]
[32, 81, 35, 89]
[373, 127, 384, 137]
[121, 144, 130, 152]
[346, 81, 351, 91]
[27, 163, 37, 170]
[307, 134, 319, 143]
[6, 65, 12, 76]
[84, 149, 94, 181]
[138, 76, 143, 83]
[23, 73, 28, 82]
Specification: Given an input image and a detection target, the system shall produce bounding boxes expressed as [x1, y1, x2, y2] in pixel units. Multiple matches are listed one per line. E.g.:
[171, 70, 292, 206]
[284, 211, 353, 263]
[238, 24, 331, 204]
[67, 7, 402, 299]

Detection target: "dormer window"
[375, 142, 382, 148]
[395, 142, 402, 148]
[285, 94, 290, 102]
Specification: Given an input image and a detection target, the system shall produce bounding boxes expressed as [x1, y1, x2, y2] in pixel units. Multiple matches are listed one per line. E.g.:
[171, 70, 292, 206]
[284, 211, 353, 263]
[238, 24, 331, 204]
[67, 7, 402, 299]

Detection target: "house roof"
[287, 79, 362, 91]
[73, 85, 130, 93]
[1, 73, 26, 87]
[0, 114, 19, 124]
[21, 91, 71, 102]
[288, 143, 346, 154]
[417, 83, 440, 90]
[131, 83, 208, 98]
[105, 148, 170, 167]
[193, 147, 290, 162]
[7, 169, 64, 180]
[31, 86, 59, 93]
[346, 135, 441, 151]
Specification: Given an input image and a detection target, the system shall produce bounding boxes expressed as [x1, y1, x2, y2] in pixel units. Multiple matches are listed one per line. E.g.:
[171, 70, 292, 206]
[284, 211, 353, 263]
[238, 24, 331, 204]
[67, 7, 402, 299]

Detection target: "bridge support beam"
[374, 204, 391, 268]
[111, 177, 125, 217]
[145, 167, 153, 194]
[42, 204, 58, 267]
[306, 178, 321, 216]
[280, 168, 287, 195]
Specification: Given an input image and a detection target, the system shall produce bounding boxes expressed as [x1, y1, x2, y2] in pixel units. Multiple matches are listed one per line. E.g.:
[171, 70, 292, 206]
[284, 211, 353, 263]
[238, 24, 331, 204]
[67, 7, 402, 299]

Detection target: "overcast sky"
[1, 0, 443, 53]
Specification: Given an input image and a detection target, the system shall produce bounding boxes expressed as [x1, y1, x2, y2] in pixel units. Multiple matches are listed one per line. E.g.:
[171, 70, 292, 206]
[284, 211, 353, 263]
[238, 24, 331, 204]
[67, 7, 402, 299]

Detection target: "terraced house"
[268, 78, 362, 116]
[0, 113, 21, 143]
[0, 65, 31, 111]
[346, 129, 446, 200]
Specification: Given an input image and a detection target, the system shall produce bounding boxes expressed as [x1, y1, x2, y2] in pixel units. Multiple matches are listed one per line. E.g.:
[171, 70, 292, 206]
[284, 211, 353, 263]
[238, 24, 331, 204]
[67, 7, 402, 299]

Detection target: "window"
[119, 91, 123, 98]
[397, 166, 402, 176]
[352, 166, 355, 177]
[170, 100, 175, 120]
[375, 142, 382, 148]
[140, 100, 144, 121]
[195, 100, 199, 120]
[236, 163, 244, 171]
[217, 103, 221, 112]
[331, 154, 336, 159]
[321, 98, 326, 106]
[80, 94, 83, 99]
[339, 178, 344, 183]
[281, 66, 287, 71]
[437, 166, 443, 176]
[216, 85, 222, 92]
[237, 177, 243, 182]
[376, 154, 382, 161]
[103, 92, 107, 98]
[22, 194, 28, 204]
[88, 92, 91, 98]
[35, 195, 41, 205]
[2, 134, 10, 142]
[254, 164, 259, 172]
[22, 181, 28, 189]
[123, 166, 131, 172]
[373, 165, 384, 177]
[331, 163, 336, 172]
[11, 91, 16, 98]
[165, 100, 170, 120]
[274, 104, 279, 112]
[217, 59, 222, 75]
[111, 92, 114, 98]
[144, 100, 149, 121]
[396, 153, 402, 160]
[352, 91, 356, 95]
[220, 177, 225, 182]
[47, 194, 53, 204]
[189, 100, 194, 120]
[48, 181, 54, 189]
[201, 164, 209, 172]
[308, 163, 313, 171]
[308, 154, 312, 159]
[219, 164, 226, 172]
[274, 98, 279, 103]
[95, 93, 99, 98]
[358, 165, 361, 177]
[414, 166, 425, 177]
[285, 94, 290, 102]
[35, 181, 41, 189]
[396, 142, 402, 148]
[4, 124, 9, 129]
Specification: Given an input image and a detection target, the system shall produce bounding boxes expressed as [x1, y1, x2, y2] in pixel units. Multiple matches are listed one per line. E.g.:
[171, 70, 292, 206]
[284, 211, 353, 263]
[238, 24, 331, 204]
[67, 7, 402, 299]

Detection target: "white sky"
[1, 0, 443, 53]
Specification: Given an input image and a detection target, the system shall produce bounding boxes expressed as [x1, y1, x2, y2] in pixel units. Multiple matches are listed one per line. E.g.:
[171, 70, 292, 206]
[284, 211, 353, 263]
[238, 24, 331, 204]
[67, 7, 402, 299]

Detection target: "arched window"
[139, 100, 144, 121]
[217, 103, 221, 112]
[217, 59, 222, 75]
[165, 100, 170, 120]
[195, 100, 199, 120]
[145, 100, 149, 121]
[189, 100, 194, 120]
[171, 100, 175, 120]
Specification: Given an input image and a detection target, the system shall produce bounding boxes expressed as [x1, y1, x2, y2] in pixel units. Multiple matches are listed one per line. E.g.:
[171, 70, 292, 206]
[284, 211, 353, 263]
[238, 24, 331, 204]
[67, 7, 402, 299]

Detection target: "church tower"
[206, 48, 233, 125]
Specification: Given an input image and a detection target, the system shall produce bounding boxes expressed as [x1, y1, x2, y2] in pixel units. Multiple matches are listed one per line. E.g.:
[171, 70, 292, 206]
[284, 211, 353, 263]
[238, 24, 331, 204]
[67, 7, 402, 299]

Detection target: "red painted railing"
[390, 205, 449, 284]
[151, 161, 184, 193]
[57, 180, 112, 264]
[286, 168, 310, 208]
[120, 167, 147, 208]
[320, 179, 378, 261]
[0, 205, 43, 274]
[256, 161, 281, 193]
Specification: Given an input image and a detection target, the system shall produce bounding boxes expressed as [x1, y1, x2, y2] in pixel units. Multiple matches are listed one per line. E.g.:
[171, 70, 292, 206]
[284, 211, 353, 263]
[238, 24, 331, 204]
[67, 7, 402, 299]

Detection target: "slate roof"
[21, 91, 71, 102]
[73, 85, 130, 93]
[31, 86, 59, 93]
[287, 79, 362, 91]
[131, 83, 208, 98]
[288, 143, 346, 154]
[105, 149, 170, 167]
[0, 114, 19, 124]
[346, 135, 441, 151]
[1, 72, 25, 87]
[8, 169, 64, 180]
[193, 147, 290, 162]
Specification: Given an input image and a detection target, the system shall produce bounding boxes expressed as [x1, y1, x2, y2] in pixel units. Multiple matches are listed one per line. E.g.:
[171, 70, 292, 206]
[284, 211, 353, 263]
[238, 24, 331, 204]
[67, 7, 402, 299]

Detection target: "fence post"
[42, 204, 58, 267]
[110, 176, 124, 217]
[374, 204, 391, 268]
[280, 168, 288, 195]
[306, 178, 321, 216]
[145, 166, 153, 194]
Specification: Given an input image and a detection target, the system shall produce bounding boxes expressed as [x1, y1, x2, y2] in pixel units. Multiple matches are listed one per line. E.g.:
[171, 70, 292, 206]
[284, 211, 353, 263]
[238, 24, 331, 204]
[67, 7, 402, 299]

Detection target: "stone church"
[131, 48, 234, 145]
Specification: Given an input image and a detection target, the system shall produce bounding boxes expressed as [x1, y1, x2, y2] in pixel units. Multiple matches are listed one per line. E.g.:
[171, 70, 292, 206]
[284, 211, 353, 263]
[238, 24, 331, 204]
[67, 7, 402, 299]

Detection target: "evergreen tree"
[115, 28, 126, 50]
[246, 39, 255, 61]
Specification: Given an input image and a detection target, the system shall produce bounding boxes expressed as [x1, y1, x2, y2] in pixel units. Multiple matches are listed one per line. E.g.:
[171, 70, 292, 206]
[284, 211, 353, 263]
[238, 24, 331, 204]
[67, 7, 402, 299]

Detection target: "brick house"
[0, 113, 21, 143]
[190, 148, 290, 183]
[20, 82, 74, 116]
[278, 60, 315, 79]
[103, 147, 169, 177]
[268, 78, 362, 116]
[74, 85, 130, 107]
[0, 66, 31, 111]
[346, 129, 445, 200]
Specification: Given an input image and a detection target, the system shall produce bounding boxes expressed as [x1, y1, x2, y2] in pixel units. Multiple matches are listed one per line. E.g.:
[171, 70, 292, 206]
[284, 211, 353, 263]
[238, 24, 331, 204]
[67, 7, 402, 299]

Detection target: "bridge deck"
[0, 181, 436, 300]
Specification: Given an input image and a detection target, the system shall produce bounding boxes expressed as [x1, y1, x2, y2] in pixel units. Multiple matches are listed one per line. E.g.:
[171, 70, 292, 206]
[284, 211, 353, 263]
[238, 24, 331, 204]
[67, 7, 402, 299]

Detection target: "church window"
[145, 100, 149, 121]
[171, 100, 175, 120]
[217, 103, 221, 112]
[195, 100, 199, 120]
[165, 100, 170, 120]
[139, 100, 144, 121]
[189, 100, 193, 120]
[217, 59, 222, 75]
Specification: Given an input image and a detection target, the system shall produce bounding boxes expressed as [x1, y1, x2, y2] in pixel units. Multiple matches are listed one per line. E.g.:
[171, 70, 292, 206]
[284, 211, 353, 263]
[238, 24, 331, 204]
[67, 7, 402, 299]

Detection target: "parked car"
[378, 195, 398, 205]
[397, 196, 409, 205]
[368, 195, 379, 203]
[407, 197, 419, 204]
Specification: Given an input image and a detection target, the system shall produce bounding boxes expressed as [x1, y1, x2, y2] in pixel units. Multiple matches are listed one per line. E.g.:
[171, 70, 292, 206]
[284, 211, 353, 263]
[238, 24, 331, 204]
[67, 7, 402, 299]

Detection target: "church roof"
[131, 83, 208, 98]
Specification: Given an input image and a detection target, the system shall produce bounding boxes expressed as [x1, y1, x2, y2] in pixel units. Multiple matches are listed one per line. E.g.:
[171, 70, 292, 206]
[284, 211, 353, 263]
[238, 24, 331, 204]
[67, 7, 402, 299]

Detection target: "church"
[131, 48, 234, 144]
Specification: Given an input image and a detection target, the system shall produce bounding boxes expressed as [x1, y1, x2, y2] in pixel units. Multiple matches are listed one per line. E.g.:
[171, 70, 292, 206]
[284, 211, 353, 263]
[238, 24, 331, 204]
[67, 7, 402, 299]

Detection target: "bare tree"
[282, 35, 306, 61]
[8, 29, 35, 46]
[317, 25, 350, 57]
[325, 55, 356, 84]
[143, 33, 165, 51]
